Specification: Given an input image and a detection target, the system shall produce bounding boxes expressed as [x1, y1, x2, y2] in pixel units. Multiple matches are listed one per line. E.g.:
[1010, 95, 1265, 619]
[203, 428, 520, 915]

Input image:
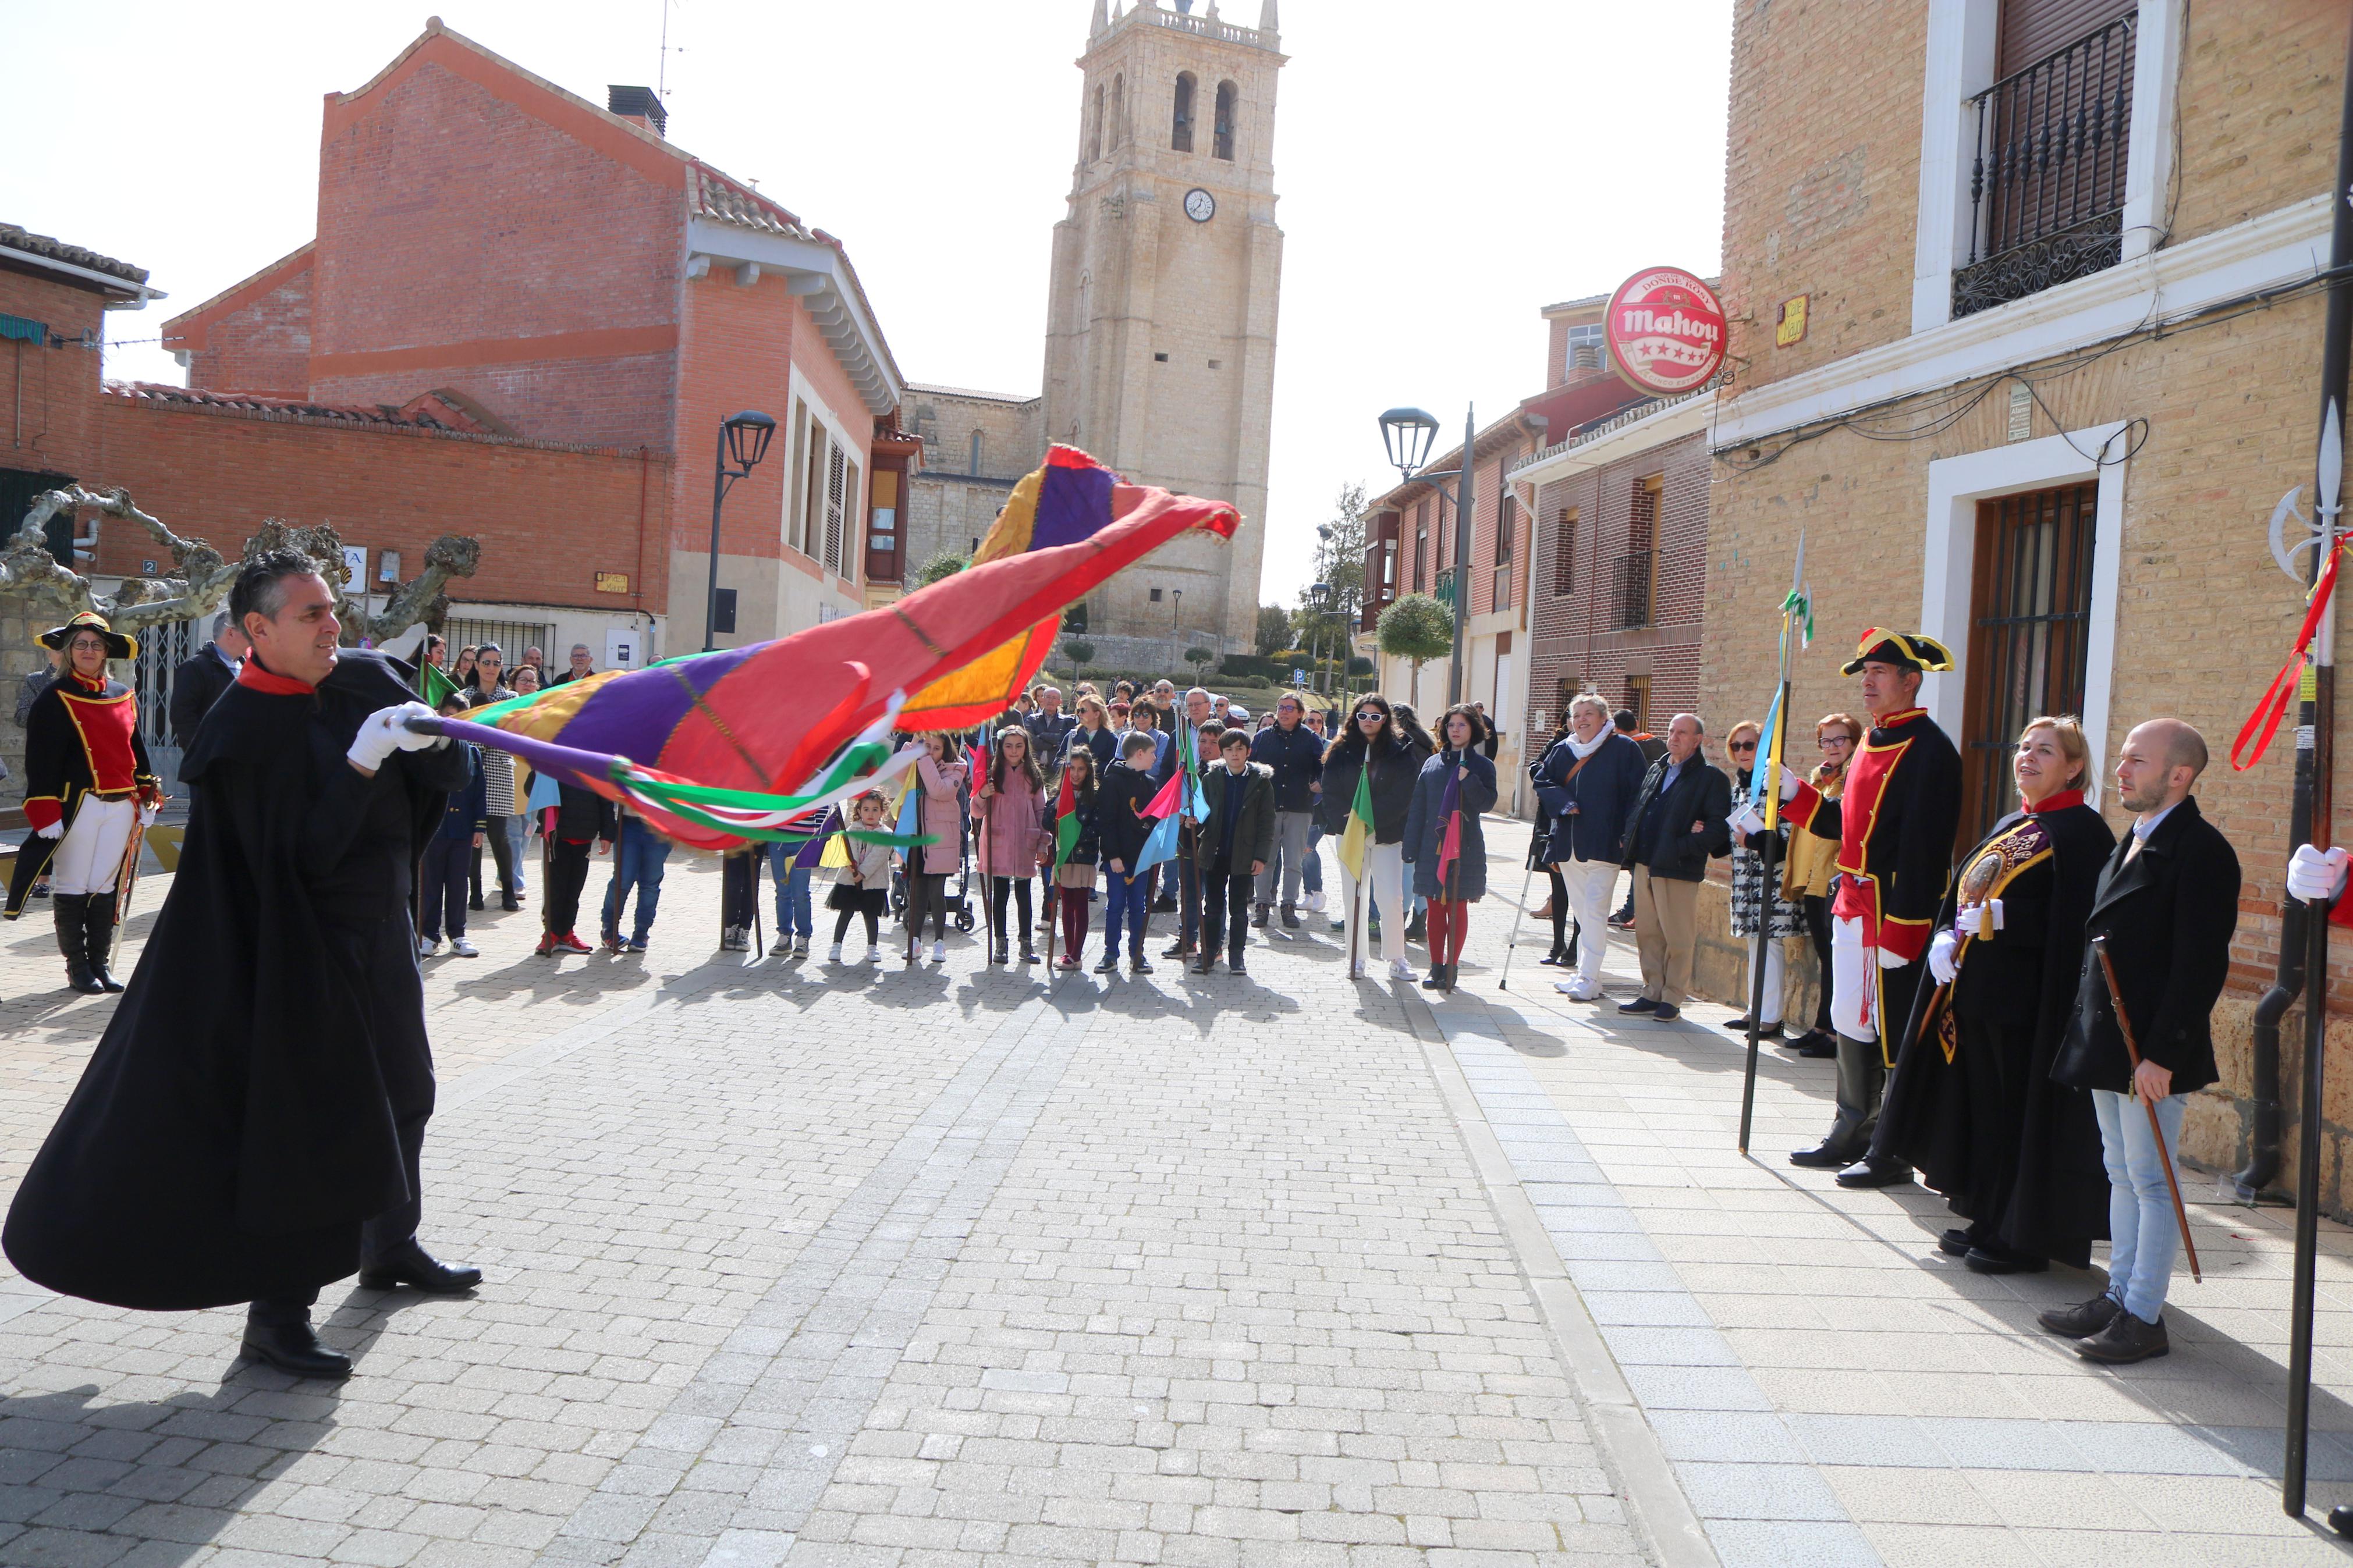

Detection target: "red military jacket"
[1782, 706, 1962, 962]
[21, 669, 158, 831]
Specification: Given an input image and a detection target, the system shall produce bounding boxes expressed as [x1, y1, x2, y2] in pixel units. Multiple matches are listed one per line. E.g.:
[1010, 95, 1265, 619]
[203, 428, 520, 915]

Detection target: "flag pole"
[1739, 534, 1804, 1154]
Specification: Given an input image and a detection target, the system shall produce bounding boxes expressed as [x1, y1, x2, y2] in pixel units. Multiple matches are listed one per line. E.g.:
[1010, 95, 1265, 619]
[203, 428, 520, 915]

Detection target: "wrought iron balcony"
[1952, 13, 2136, 320]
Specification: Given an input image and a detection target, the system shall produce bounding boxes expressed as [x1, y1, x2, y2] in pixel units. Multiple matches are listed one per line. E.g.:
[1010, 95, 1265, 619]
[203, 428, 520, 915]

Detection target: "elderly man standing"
[552, 642, 596, 686]
[1614, 714, 1731, 1022]
[2039, 720, 2237, 1364]
[1539, 692, 1648, 1002]
[1249, 692, 1323, 928]
[169, 612, 249, 749]
[3, 550, 479, 1379]
[1777, 630, 1962, 1186]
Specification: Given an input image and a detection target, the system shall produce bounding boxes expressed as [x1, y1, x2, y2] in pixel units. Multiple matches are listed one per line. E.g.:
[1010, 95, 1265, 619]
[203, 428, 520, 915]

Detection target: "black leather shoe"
[2330, 1504, 2353, 1540]
[1617, 997, 1659, 1015]
[1834, 1157, 1914, 1189]
[1422, 965, 1446, 989]
[357, 1242, 482, 1294]
[2038, 1293, 2121, 1338]
[2076, 1309, 2167, 1364]
[1229, 960, 1248, 976]
[1539, 948, 1568, 966]
[1788, 1144, 1855, 1169]
[1162, 940, 1195, 959]
[1938, 1228, 1978, 1258]
[1789, 1029, 1839, 1058]
[1723, 1015, 1757, 1032]
[1092, 954, 1121, 974]
[1193, 955, 1218, 975]
[1964, 1245, 2047, 1275]
[242, 1319, 353, 1380]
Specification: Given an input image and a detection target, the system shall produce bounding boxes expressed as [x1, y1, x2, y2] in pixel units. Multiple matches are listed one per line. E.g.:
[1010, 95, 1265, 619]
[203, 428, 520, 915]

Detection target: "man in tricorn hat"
[5, 611, 163, 993]
[1768, 628, 1962, 1185]
[3, 552, 481, 1379]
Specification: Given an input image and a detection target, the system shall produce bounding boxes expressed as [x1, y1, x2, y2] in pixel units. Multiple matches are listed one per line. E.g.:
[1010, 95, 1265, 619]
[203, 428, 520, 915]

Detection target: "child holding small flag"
[900, 733, 967, 964]
[973, 725, 1052, 964]
[1045, 749, 1104, 969]
[1321, 694, 1419, 981]
[1097, 732, 1163, 973]
[826, 790, 895, 966]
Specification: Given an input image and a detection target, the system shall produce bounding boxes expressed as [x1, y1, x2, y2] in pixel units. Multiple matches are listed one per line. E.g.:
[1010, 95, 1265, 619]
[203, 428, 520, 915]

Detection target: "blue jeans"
[765, 842, 814, 936]
[1303, 823, 1325, 895]
[505, 813, 529, 894]
[600, 818, 672, 941]
[2092, 1089, 2188, 1323]
[1104, 865, 1155, 959]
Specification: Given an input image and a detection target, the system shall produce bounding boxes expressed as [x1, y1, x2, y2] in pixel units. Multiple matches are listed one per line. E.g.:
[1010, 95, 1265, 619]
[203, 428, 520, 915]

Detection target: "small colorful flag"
[418, 659, 459, 709]
[1053, 768, 1080, 867]
[1337, 761, 1375, 881]
[1131, 808, 1183, 883]
[1435, 770, 1463, 886]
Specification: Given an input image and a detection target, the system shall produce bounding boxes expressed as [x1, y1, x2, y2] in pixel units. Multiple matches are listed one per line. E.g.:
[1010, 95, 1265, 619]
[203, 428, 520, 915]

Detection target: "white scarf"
[1560, 728, 1610, 762]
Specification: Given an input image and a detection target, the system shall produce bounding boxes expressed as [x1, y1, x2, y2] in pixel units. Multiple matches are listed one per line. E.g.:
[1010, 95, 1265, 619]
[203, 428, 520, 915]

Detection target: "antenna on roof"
[657, 0, 682, 98]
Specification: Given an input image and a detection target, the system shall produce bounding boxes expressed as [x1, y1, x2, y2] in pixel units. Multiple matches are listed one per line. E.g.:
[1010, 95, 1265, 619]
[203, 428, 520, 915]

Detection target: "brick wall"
[175, 250, 313, 397]
[86, 392, 672, 615]
[0, 271, 108, 483]
[309, 48, 686, 449]
[2166, 3, 2345, 246]
[1527, 430, 1710, 735]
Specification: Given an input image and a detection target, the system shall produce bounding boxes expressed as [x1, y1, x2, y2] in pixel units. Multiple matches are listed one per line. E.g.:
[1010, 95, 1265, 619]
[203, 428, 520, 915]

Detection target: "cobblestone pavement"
[7, 819, 2353, 1567]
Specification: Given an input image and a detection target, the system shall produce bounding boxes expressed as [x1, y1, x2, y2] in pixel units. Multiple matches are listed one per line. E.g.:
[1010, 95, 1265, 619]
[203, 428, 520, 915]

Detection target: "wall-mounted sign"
[141, 559, 157, 574]
[595, 571, 631, 595]
[606, 630, 637, 670]
[1604, 268, 1727, 396]
[340, 545, 368, 588]
[1774, 294, 1809, 349]
[378, 549, 401, 584]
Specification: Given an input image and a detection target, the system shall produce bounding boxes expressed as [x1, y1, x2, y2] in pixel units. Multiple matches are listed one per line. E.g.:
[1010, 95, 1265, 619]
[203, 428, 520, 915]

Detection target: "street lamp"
[1378, 403, 1476, 706]
[1310, 579, 1333, 696]
[705, 410, 778, 651]
[1169, 586, 1183, 673]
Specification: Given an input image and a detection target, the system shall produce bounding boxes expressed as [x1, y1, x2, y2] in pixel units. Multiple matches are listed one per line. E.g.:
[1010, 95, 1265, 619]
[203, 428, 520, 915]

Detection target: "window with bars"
[1495, 477, 1514, 565]
[1553, 509, 1577, 598]
[1413, 502, 1428, 592]
[1614, 477, 1661, 628]
[824, 443, 846, 574]
[1960, 481, 2099, 842]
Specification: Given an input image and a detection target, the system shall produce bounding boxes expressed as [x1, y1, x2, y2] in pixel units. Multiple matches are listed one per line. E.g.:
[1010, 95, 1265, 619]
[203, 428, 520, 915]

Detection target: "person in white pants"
[1340, 839, 1408, 973]
[1536, 695, 1650, 1002]
[1323, 695, 1419, 982]
[46, 796, 137, 899]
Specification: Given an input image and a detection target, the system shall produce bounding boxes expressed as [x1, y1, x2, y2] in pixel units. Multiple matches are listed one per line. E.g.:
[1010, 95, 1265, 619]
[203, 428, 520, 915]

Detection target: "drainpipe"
[2237, 20, 2353, 1204]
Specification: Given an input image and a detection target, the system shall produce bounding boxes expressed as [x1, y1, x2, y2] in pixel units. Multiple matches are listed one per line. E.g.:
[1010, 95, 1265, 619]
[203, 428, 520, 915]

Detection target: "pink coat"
[974, 768, 1050, 879]
[911, 753, 966, 877]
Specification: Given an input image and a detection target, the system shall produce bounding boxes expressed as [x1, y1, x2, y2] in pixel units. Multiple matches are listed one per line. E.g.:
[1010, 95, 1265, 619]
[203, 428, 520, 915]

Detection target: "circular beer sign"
[1604, 268, 1726, 396]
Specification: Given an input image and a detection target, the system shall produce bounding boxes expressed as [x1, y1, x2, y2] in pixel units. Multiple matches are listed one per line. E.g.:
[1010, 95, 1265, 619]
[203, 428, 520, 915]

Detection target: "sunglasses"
[1730, 741, 1756, 752]
[1355, 711, 1383, 722]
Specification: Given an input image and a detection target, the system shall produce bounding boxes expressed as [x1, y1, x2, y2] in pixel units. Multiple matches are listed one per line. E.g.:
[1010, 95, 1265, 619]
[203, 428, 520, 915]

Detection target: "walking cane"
[2090, 936, 2202, 1283]
[1497, 852, 1536, 992]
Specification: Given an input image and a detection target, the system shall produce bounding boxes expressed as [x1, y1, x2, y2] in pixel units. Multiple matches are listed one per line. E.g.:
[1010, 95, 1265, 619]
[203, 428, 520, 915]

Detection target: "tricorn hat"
[1840, 626, 1953, 677]
[38, 611, 137, 662]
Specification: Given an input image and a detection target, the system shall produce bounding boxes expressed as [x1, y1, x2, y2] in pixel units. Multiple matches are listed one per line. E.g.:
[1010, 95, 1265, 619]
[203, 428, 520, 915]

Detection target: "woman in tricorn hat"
[5, 611, 163, 992]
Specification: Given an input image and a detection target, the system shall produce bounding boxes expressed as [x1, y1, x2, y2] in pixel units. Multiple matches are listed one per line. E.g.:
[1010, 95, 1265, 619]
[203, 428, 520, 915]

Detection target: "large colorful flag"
[430, 445, 1240, 852]
[1131, 808, 1184, 883]
[1337, 761, 1375, 881]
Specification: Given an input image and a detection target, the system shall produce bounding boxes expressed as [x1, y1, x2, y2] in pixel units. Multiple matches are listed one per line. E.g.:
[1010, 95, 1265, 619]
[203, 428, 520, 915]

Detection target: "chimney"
[608, 86, 667, 139]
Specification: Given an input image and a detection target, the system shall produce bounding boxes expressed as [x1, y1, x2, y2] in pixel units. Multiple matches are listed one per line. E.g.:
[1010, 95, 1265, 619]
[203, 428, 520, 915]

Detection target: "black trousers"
[1802, 894, 1836, 1032]
[253, 912, 435, 1323]
[545, 839, 592, 935]
[905, 872, 950, 943]
[1176, 841, 1203, 944]
[988, 876, 1034, 947]
[1198, 868, 1253, 963]
[469, 819, 516, 902]
[722, 854, 760, 929]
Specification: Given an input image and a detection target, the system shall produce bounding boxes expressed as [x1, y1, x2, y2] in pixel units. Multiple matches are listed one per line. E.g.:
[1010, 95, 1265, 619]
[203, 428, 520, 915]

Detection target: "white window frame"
[1919, 421, 2128, 803]
[1911, 0, 2184, 334]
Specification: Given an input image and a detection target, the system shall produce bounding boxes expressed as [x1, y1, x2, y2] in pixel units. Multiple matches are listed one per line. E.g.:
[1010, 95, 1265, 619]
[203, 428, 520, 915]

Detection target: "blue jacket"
[1248, 721, 1325, 813]
[433, 742, 488, 844]
[1403, 748, 1499, 901]
[1533, 730, 1649, 865]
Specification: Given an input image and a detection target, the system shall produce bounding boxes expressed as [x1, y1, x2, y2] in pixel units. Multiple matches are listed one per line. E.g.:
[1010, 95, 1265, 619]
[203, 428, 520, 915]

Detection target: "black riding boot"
[83, 893, 123, 992]
[54, 894, 102, 994]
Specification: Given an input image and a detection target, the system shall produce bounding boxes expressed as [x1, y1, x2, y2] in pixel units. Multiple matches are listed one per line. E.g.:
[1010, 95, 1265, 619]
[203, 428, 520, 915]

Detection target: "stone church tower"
[1042, 0, 1284, 653]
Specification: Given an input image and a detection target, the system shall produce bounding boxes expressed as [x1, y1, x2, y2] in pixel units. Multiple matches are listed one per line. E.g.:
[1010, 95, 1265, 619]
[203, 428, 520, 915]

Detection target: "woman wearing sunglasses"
[1316, 694, 1419, 980]
[1723, 720, 1805, 1041]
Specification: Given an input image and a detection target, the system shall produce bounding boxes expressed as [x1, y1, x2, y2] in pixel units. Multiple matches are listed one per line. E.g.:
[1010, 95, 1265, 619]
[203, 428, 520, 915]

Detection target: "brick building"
[149, 19, 910, 662]
[1702, 0, 2352, 1193]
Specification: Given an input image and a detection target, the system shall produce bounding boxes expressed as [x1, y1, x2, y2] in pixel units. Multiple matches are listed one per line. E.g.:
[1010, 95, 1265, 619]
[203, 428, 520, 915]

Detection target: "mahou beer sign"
[1604, 268, 1726, 396]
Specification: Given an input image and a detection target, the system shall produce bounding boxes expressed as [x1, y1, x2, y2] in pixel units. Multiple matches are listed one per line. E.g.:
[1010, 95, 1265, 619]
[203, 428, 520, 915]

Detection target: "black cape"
[1879, 799, 2114, 1265]
[2, 650, 460, 1310]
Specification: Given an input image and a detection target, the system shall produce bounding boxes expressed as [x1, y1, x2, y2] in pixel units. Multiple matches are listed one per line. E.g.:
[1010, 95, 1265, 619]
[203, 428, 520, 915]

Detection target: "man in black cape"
[1876, 722, 2115, 1272]
[3, 550, 481, 1379]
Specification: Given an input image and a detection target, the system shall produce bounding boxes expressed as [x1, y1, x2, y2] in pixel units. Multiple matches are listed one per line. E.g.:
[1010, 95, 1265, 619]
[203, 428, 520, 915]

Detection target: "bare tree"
[3, 486, 478, 644]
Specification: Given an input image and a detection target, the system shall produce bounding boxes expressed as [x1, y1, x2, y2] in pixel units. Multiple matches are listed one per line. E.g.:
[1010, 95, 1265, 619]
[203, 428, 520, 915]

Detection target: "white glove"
[1877, 945, 1907, 970]
[1928, 929, 1959, 986]
[1729, 805, 1766, 840]
[34, 818, 63, 840]
[1954, 898, 2003, 938]
[2288, 843, 2350, 905]
[1777, 767, 1801, 803]
[347, 702, 441, 771]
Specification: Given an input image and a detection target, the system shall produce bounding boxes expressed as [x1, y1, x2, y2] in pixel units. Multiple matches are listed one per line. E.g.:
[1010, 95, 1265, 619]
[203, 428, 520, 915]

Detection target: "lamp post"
[1310, 580, 1331, 696]
[1169, 586, 1183, 674]
[1379, 404, 1476, 706]
[705, 410, 778, 652]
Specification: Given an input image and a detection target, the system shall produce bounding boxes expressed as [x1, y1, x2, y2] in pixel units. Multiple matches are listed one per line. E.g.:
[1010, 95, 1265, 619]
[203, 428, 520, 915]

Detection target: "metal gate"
[131, 615, 201, 795]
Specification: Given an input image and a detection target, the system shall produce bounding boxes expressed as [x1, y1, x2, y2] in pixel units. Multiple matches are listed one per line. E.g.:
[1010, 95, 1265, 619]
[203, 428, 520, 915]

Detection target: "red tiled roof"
[1, 223, 150, 286]
[109, 382, 467, 429]
[688, 165, 813, 242]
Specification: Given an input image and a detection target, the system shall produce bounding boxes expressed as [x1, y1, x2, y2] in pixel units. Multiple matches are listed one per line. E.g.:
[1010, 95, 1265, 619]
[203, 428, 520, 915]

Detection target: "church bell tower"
[1042, 0, 1285, 653]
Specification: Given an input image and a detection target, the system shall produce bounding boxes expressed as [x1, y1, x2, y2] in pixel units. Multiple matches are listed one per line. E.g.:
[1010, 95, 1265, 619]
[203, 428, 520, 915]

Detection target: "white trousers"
[1558, 857, 1620, 992]
[49, 797, 136, 897]
[1829, 913, 1876, 1041]
[1339, 840, 1407, 966]
[1745, 938, 1787, 1026]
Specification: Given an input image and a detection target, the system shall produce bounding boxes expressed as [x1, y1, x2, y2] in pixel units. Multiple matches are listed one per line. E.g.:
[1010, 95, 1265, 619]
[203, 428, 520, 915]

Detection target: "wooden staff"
[2091, 935, 2202, 1283]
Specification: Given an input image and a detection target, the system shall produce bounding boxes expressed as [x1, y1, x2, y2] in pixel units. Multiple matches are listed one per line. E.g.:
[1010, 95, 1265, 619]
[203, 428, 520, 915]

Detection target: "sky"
[4, 0, 1732, 610]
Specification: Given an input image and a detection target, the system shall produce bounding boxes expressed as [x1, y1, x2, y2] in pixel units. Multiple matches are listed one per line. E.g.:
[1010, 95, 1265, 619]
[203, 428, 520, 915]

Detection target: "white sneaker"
[828, 943, 843, 963]
[1305, 890, 1325, 912]
[864, 944, 882, 965]
[1387, 958, 1416, 982]
[770, 936, 793, 956]
[931, 941, 947, 962]
[418, 936, 440, 957]
[1555, 978, 1596, 1001]
[450, 937, 478, 958]
[794, 934, 810, 956]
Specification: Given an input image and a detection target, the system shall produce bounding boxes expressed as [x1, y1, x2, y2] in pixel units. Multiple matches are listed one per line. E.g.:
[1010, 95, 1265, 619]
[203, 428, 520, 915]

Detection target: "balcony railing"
[1953, 13, 2136, 319]
[1609, 554, 1652, 630]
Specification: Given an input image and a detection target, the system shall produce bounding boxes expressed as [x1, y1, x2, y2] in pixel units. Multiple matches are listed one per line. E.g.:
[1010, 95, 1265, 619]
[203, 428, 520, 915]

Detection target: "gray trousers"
[1254, 810, 1315, 908]
[1828, 1032, 1886, 1158]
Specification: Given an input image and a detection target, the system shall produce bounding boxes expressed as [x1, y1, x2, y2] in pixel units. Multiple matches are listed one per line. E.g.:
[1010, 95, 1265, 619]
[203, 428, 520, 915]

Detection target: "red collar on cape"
[2028, 788, 2086, 814]
[237, 659, 316, 696]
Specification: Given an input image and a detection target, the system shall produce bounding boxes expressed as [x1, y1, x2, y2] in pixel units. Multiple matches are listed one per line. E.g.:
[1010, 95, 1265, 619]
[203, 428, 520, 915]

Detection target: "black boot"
[242, 1309, 353, 1379]
[1404, 910, 1426, 944]
[83, 893, 123, 992]
[54, 895, 102, 994]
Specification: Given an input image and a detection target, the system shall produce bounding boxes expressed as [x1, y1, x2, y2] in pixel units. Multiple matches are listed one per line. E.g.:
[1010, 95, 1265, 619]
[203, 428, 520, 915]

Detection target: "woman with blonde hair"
[1781, 713, 1860, 1057]
[1878, 715, 2114, 1276]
